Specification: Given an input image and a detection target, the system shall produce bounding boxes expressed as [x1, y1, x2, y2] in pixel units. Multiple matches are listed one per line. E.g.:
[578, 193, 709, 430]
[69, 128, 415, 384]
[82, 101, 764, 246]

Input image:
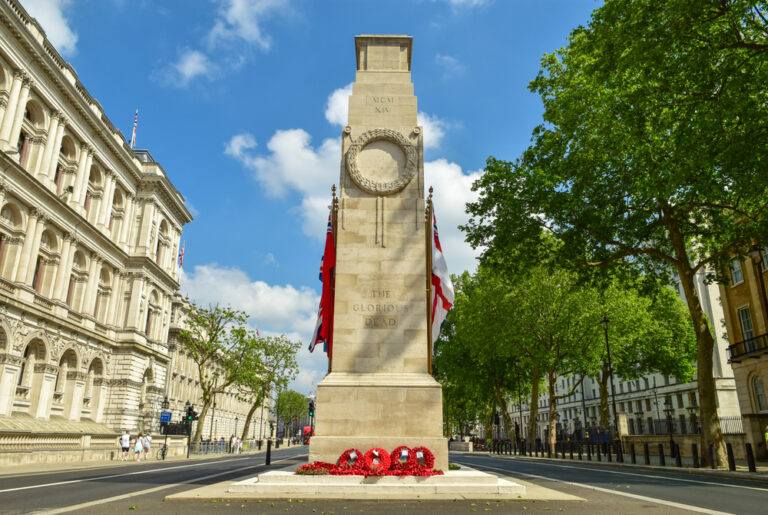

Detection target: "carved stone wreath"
[346, 128, 417, 195]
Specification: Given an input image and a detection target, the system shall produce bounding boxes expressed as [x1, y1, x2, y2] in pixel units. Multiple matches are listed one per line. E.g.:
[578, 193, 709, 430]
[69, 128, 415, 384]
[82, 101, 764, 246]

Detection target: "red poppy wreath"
[337, 448, 365, 470]
[411, 446, 436, 469]
[364, 447, 391, 474]
[389, 445, 417, 470]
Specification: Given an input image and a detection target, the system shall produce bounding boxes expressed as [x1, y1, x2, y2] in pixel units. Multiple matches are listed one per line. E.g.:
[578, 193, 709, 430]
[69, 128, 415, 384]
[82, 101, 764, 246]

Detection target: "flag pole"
[426, 186, 434, 375]
[329, 185, 338, 375]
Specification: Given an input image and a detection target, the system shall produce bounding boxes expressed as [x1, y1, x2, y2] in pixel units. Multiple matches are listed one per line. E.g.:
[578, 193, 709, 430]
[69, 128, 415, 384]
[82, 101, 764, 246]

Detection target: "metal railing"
[626, 416, 744, 436]
[728, 333, 768, 362]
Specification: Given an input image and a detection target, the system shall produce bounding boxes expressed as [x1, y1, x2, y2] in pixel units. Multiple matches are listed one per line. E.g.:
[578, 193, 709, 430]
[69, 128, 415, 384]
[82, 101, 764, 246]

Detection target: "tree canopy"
[462, 0, 768, 467]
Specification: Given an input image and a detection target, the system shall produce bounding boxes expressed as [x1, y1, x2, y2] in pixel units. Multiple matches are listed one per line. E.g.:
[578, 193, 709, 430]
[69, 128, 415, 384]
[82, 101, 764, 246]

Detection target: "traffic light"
[308, 400, 315, 418]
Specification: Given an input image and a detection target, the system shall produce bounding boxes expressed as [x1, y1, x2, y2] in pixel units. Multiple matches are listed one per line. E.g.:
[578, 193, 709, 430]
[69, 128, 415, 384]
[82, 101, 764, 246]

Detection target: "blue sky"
[25, 0, 599, 393]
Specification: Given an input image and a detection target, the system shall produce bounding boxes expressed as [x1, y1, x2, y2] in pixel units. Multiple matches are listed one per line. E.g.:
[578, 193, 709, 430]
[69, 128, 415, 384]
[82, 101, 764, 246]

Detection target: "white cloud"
[419, 111, 447, 150]
[225, 129, 339, 237]
[23, 0, 78, 56]
[164, 49, 215, 87]
[324, 83, 353, 126]
[425, 159, 482, 274]
[435, 53, 466, 78]
[179, 264, 325, 394]
[208, 0, 288, 50]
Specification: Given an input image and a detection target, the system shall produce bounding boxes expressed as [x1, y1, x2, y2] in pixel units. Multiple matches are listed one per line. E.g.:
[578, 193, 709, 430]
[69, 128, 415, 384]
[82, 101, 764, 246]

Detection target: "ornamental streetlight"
[600, 314, 619, 441]
[664, 397, 675, 456]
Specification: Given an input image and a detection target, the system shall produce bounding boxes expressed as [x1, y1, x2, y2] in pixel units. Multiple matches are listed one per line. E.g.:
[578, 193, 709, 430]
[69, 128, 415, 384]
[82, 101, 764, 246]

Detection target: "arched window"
[66, 250, 87, 310]
[33, 229, 59, 295]
[753, 376, 768, 412]
[85, 166, 102, 222]
[83, 358, 105, 421]
[18, 100, 45, 171]
[94, 266, 111, 322]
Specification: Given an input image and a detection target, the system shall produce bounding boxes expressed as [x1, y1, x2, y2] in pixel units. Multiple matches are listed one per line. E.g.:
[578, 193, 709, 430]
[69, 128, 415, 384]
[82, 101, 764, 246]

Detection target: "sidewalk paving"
[464, 448, 768, 482]
[0, 442, 304, 478]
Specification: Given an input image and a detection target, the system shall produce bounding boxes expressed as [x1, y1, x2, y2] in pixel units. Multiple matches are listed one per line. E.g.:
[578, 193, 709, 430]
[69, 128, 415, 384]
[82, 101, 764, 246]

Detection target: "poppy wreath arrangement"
[295, 446, 443, 477]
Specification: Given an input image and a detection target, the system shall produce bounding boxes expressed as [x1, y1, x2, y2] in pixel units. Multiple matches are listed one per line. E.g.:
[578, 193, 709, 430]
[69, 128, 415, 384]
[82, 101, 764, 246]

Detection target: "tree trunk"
[547, 372, 558, 455]
[494, 380, 515, 441]
[240, 400, 260, 441]
[527, 368, 541, 447]
[193, 399, 212, 443]
[678, 269, 727, 468]
[598, 364, 610, 428]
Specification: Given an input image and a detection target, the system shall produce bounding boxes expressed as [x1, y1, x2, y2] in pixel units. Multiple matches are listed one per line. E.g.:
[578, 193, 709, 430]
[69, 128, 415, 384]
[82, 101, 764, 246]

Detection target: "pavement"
[0, 441, 302, 478]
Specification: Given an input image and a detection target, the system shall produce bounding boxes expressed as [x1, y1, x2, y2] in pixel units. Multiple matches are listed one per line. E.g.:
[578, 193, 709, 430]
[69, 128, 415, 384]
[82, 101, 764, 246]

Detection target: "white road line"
[472, 456, 768, 493]
[460, 461, 734, 515]
[30, 455, 300, 515]
[0, 450, 305, 494]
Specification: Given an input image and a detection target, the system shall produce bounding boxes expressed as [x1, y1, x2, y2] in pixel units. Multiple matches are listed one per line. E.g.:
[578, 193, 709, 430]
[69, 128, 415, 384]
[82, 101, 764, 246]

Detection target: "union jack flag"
[431, 212, 454, 343]
[310, 212, 335, 356]
[178, 240, 185, 268]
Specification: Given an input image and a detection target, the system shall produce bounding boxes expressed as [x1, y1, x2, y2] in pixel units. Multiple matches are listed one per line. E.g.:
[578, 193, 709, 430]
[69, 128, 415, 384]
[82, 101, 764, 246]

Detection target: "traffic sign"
[160, 411, 172, 423]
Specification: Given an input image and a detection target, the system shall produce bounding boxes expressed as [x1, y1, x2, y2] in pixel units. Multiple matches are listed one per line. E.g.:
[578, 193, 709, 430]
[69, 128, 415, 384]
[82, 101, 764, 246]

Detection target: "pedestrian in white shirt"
[119, 430, 131, 461]
[143, 434, 152, 460]
[134, 433, 144, 461]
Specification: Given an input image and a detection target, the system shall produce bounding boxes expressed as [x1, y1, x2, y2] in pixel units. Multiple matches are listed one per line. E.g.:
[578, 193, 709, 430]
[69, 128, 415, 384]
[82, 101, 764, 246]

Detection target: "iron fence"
[626, 416, 744, 436]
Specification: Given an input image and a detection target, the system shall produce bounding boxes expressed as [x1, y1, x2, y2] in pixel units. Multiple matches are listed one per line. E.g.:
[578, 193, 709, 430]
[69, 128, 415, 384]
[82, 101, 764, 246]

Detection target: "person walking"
[120, 430, 131, 461]
[143, 433, 152, 460]
[134, 433, 144, 461]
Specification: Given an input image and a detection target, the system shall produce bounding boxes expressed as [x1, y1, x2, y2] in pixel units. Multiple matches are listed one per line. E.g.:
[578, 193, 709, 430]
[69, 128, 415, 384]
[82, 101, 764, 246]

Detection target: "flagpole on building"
[426, 186, 434, 375]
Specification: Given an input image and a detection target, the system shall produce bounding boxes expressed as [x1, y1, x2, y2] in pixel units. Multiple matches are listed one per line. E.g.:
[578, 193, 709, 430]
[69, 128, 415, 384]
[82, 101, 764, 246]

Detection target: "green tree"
[596, 282, 697, 427]
[178, 304, 263, 443]
[463, 1, 768, 467]
[237, 335, 300, 441]
[276, 389, 309, 440]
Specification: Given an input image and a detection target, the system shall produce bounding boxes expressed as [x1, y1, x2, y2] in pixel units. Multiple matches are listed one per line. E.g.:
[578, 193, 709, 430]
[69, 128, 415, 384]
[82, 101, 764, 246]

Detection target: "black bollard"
[275, 438, 280, 449]
[644, 442, 650, 465]
[607, 441, 612, 462]
[658, 443, 666, 466]
[746, 443, 757, 473]
[587, 442, 591, 461]
[710, 444, 716, 469]
[547, 444, 551, 458]
[561, 443, 566, 459]
[726, 443, 736, 471]
[257, 440, 262, 451]
[570, 441, 574, 460]
[597, 443, 602, 461]
[692, 443, 699, 468]
[630, 443, 636, 464]
[578, 443, 582, 460]
[675, 443, 682, 467]
[266, 438, 272, 465]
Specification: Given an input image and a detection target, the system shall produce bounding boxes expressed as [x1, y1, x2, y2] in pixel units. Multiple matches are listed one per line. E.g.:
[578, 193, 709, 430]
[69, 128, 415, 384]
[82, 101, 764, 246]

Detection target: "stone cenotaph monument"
[309, 35, 448, 470]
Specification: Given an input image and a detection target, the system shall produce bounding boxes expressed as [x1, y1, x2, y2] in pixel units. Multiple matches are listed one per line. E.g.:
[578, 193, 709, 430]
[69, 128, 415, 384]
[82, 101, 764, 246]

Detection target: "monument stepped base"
[222, 470, 525, 500]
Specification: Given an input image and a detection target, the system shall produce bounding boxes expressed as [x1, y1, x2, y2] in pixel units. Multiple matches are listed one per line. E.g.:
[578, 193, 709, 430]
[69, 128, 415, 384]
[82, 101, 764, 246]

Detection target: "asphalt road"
[451, 452, 768, 515]
[0, 446, 308, 514]
[1, 448, 766, 514]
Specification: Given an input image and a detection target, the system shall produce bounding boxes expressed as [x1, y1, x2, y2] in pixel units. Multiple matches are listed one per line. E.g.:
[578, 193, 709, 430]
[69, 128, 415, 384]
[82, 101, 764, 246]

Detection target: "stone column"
[137, 200, 155, 257]
[119, 194, 134, 246]
[46, 114, 66, 180]
[90, 377, 106, 423]
[97, 172, 116, 229]
[0, 95, 8, 133]
[14, 209, 40, 283]
[7, 75, 32, 150]
[22, 213, 46, 286]
[38, 110, 60, 179]
[104, 269, 121, 326]
[0, 354, 24, 416]
[71, 144, 92, 208]
[0, 183, 6, 207]
[0, 71, 24, 144]
[63, 371, 87, 421]
[30, 363, 57, 420]
[52, 234, 76, 301]
[83, 254, 101, 316]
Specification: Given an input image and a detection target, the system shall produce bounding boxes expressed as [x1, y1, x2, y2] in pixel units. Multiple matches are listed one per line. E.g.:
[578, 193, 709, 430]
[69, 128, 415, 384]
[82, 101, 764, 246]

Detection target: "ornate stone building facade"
[0, 0, 190, 435]
[719, 246, 768, 458]
[0, 2, 267, 461]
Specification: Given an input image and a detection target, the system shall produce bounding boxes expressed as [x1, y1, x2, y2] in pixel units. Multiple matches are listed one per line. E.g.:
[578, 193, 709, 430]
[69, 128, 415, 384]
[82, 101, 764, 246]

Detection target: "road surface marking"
[0, 450, 304, 494]
[460, 460, 734, 515]
[30, 455, 300, 515]
[479, 456, 768, 493]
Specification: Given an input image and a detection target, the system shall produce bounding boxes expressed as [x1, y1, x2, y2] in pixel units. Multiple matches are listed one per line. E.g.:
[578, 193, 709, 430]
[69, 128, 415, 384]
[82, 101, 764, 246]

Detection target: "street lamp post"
[601, 314, 620, 454]
[161, 396, 169, 460]
[664, 397, 675, 457]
